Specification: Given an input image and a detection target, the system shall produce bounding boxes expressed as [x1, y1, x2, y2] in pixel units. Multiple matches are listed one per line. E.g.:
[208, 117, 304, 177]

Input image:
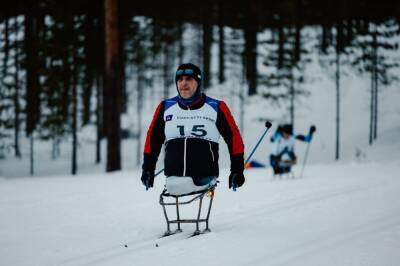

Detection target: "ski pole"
[155, 168, 164, 178]
[244, 121, 272, 165]
[300, 125, 316, 179]
[232, 121, 272, 191]
[145, 168, 164, 190]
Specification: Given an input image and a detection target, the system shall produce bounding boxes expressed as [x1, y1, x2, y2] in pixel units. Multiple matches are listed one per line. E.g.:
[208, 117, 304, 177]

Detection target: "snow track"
[1, 163, 400, 266]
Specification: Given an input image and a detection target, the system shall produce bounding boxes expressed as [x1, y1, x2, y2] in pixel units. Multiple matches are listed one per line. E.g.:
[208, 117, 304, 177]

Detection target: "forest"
[0, 0, 399, 175]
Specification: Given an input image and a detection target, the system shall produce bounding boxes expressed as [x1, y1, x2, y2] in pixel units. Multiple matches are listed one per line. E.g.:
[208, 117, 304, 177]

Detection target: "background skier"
[270, 124, 316, 175]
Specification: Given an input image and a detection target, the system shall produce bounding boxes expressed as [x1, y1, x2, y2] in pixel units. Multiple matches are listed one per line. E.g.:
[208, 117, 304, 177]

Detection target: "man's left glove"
[141, 170, 155, 190]
[304, 125, 317, 142]
[229, 172, 245, 190]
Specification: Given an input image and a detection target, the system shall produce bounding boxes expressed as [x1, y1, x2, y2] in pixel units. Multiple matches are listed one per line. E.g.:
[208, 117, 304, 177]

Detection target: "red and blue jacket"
[143, 93, 244, 178]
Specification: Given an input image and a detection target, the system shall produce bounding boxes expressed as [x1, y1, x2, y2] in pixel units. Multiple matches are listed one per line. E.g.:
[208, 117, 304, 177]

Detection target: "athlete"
[141, 63, 245, 194]
[270, 124, 315, 175]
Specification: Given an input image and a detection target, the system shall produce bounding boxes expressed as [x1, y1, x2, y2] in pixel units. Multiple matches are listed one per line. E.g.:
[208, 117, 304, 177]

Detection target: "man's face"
[282, 132, 291, 139]
[177, 75, 198, 99]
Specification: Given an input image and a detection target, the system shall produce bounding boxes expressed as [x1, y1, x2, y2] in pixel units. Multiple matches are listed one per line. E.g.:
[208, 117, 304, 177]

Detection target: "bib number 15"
[177, 125, 207, 137]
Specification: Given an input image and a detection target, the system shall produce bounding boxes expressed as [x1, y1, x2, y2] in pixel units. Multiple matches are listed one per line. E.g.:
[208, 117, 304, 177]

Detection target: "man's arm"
[216, 101, 244, 174]
[295, 134, 308, 142]
[295, 125, 316, 142]
[142, 101, 166, 172]
[271, 127, 282, 142]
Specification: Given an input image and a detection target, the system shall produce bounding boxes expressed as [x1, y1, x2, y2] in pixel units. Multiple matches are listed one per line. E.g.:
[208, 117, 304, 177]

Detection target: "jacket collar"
[177, 93, 206, 110]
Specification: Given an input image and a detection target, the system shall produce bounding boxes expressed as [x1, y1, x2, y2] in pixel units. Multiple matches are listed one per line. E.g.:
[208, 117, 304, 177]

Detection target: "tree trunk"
[335, 51, 340, 160]
[24, 5, 40, 176]
[71, 54, 78, 175]
[3, 15, 10, 78]
[239, 61, 246, 133]
[294, 0, 302, 63]
[14, 18, 21, 158]
[104, 0, 122, 172]
[373, 28, 378, 140]
[163, 39, 170, 99]
[119, 13, 127, 114]
[136, 70, 143, 166]
[82, 13, 94, 126]
[369, 66, 374, 145]
[290, 72, 295, 128]
[335, 20, 343, 160]
[244, 3, 257, 95]
[218, 2, 225, 83]
[52, 137, 60, 160]
[239, 83, 245, 134]
[321, 23, 329, 53]
[346, 19, 354, 47]
[202, 4, 212, 89]
[177, 22, 184, 65]
[278, 24, 284, 70]
[374, 70, 378, 140]
[24, 6, 40, 136]
[30, 134, 34, 176]
[96, 76, 103, 164]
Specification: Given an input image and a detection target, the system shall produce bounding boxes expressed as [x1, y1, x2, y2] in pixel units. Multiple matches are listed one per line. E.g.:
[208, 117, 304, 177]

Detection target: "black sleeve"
[295, 134, 307, 142]
[142, 101, 166, 172]
[216, 101, 244, 174]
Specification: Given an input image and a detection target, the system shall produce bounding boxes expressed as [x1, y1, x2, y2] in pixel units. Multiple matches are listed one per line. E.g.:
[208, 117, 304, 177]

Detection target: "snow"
[1, 25, 400, 265]
[1, 159, 400, 266]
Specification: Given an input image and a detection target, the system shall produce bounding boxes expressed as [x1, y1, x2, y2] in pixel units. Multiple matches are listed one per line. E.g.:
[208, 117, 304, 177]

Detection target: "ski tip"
[265, 121, 272, 128]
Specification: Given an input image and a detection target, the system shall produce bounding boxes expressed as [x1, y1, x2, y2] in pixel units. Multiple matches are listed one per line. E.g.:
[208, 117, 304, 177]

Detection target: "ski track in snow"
[1, 163, 399, 266]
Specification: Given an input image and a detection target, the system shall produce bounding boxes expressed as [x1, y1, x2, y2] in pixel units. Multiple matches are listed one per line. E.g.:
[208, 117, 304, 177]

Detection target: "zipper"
[183, 106, 190, 176]
[209, 142, 215, 162]
[183, 137, 187, 176]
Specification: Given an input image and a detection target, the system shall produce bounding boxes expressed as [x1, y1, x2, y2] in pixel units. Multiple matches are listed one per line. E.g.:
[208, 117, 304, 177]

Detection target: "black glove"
[229, 172, 245, 190]
[141, 170, 155, 190]
[310, 125, 316, 135]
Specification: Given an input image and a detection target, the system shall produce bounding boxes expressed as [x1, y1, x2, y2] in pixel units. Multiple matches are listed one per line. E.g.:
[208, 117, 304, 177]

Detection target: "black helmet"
[281, 124, 293, 135]
[175, 63, 202, 87]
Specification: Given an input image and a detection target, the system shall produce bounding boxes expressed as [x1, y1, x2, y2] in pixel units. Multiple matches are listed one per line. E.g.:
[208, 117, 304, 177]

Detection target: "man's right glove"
[229, 172, 245, 190]
[141, 170, 155, 190]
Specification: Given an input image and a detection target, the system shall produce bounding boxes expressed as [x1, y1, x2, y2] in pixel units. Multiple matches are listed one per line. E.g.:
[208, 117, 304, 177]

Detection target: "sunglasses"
[176, 69, 194, 75]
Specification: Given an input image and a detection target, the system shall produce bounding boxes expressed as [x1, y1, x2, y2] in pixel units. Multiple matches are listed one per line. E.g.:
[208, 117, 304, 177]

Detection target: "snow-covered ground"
[1, 25, 400, 265]
[1, 157, 400, 266]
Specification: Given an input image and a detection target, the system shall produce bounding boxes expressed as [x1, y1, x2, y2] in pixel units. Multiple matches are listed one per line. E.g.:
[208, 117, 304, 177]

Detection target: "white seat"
[165, 176, 217, 196]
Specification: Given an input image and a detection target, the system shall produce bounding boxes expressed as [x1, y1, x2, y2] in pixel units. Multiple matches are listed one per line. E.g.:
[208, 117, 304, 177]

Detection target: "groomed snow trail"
[1, 162, 400, 266]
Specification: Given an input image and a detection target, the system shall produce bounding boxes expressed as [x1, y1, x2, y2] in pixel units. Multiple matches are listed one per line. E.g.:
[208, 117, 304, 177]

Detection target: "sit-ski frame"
[273, 160, 295, 179]
[159, 185, 216, 237]
[273, 171, 295, 179]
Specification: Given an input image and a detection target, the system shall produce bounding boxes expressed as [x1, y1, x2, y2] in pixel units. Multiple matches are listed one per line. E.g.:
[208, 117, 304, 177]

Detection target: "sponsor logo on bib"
[166, 114, 173, 122]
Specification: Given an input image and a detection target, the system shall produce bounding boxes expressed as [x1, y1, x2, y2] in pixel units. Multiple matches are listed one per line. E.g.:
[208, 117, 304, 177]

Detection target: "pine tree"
[259, 24, 311, 128]
[352, 19, 399, 144]
[125, 17, 154, 166]
[1, 15, 25, 159]
[225, 27, 246, 132]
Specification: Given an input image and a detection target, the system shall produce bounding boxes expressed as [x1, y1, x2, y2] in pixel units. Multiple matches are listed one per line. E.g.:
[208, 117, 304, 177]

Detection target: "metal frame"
[159, 185, 216, 236]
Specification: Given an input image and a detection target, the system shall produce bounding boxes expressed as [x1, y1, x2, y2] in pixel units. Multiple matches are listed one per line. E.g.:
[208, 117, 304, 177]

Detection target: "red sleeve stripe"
[144, 102, 163, 154]
[219, 101, 244, 154]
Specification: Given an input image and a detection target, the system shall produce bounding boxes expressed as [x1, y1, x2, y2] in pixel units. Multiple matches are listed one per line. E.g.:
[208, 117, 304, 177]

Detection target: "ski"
[187, 229, 211, 238]
[159, 229, 183, 238]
